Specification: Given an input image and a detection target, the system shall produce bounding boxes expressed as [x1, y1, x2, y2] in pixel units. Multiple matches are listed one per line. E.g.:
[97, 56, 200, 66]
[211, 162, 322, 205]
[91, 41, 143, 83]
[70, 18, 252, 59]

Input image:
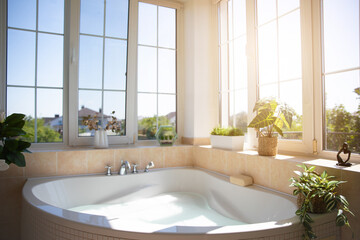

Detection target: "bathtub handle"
[132, 163, 138, 174]
[105, 165, 112, 176]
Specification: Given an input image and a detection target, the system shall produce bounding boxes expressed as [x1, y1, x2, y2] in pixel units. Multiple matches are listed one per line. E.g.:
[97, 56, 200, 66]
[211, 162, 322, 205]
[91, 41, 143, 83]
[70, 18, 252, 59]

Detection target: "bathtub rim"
[21, 167, 334, 236]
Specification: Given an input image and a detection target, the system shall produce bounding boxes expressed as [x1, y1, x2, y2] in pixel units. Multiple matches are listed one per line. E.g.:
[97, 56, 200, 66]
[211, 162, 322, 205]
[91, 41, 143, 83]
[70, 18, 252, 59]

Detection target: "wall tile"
[57, 151, 87, 176]
[139, 147, 164, 170]
[24, 152, 57, 177]
[208, 148, 227, 174]
[270, 158, 299, 195]
[164, 146, 188, 168]
[0, 163, 24, 178]
[225, 151, 247, 176]
[193, 146, 211, 169]
[87, 149, 115, 174]
[246, 155, 271, 188]
[114, 148, 141, 172]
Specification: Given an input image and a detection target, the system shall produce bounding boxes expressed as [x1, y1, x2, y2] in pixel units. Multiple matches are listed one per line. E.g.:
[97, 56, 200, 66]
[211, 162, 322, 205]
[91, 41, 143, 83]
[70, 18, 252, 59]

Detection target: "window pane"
[228, 0, 233, 41]
[138, 93, 157, 140]
[219, 0, 228, 44]
[279, 80, 303, 140]
[8, 0, 36, 30]
[78, 90, 102, 136]
[158, 94, 176, 127]
[158, 7, 176, 49]
[37, 89, 63, 142]
[138, 3, 157, 46]
[80, 0, 104, 35]
[278, 0, 299, 16]
[220, 44, 229, 92]
[105, 0, 128, 39]
[7, 87, 35, 142]
[79, 35, 103, 89]
[7, 29, 36, 86]
[104, 39, 127, 90]
[323, 0, 359, 72]
[257, 0, 276, 25]
[259, 83, 278, 99]
[234, 89, 248, 133]
[324, 71, 360, 152]
[234, 37, 247, 90]
[278, 10, 301, 81]
[158, 49, 176, 94]
[104, 91, 126, 136]
[37, 33, 64, 87]
[7, 87, 35, 118]
[229, 41, 234, 91]
[233, 0, 246, 38]
[38, 0, 64, 34]
[138, 46, 157, 92]
[258, 22, 278, 85]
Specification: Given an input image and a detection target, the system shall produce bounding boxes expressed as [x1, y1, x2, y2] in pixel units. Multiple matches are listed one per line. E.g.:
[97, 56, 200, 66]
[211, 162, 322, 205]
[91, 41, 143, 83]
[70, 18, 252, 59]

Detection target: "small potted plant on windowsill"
[210, 127, 245, 151]
[290, 164, 353, 240]
[248, 97, 294, 156]
[82, 111, 122, 148]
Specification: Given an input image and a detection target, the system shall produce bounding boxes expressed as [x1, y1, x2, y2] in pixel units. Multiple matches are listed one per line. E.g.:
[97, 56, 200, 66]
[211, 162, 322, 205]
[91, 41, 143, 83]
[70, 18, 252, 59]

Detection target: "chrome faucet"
[144, 161, 155, 172]
[119, 160, 131, 175]
[105, 165, 112, 176]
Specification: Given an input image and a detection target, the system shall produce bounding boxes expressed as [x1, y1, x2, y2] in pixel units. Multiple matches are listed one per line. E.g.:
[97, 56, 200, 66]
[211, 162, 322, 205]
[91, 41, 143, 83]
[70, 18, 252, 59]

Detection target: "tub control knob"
[132, 163, 138, 174]
[105, 165, 112, 176]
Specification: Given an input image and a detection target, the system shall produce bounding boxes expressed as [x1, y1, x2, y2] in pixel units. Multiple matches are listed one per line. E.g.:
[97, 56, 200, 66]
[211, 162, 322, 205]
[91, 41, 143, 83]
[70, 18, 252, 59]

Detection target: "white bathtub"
[21, 168, 339, 240]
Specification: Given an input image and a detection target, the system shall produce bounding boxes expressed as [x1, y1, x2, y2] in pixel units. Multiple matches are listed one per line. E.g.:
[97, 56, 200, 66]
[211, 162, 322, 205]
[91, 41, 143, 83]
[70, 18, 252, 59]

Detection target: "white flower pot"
[210, 135, 244, 151]
[94, 129, 108, 148]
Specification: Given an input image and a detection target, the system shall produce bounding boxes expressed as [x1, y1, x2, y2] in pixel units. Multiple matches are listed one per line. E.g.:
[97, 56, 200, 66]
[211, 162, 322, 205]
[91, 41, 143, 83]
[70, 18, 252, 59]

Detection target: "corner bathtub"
[21, 168, 339, 240]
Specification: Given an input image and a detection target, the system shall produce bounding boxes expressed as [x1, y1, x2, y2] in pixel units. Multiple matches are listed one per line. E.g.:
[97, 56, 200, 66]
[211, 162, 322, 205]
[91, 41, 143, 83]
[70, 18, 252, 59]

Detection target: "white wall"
[183, 0, 218, 139]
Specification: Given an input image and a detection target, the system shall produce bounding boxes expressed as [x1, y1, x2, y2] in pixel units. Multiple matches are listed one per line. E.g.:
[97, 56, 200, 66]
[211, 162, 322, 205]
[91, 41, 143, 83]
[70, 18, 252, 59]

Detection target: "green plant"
[0, 113, 31, 167]
[289, 164, 353, 240]
[210, 127, 244, 136]
[248, 97, 295, 137]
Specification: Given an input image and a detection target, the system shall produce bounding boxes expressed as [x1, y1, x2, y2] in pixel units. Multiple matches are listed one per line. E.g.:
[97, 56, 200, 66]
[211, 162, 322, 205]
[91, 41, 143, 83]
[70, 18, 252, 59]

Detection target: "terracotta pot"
[297, 194, 327, 214]
[258, 136, 278, 156]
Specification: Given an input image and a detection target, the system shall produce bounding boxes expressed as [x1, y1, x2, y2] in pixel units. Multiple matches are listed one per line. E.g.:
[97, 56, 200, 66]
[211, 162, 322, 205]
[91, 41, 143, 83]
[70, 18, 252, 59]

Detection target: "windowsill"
[28, 141, 190, 152]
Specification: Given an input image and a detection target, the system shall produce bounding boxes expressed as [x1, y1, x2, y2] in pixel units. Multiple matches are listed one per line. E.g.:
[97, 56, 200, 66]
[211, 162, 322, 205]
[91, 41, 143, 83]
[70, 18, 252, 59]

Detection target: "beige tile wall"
[1, 145, 359, 240]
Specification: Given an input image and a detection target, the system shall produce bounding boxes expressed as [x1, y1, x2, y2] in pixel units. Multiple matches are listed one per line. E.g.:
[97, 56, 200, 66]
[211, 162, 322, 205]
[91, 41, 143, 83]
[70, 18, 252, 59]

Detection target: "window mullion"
[34, 0, 39, 143]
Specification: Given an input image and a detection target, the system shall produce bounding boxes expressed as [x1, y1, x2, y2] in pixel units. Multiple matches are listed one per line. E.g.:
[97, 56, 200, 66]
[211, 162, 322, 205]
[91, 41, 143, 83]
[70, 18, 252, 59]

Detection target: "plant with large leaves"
[290, 164, 353, 239]
[248, 97, 295, 137]
[0, 113, 31, 167]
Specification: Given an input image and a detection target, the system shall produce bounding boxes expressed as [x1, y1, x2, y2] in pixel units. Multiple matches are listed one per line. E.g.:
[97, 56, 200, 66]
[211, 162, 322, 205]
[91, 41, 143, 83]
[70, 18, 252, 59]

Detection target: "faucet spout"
[119, 160, 131, 175]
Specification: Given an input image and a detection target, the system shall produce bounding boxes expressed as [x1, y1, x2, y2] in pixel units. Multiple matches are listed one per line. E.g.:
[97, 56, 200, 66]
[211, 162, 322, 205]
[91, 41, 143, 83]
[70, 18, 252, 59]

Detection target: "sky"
[6, 0, 177, 126]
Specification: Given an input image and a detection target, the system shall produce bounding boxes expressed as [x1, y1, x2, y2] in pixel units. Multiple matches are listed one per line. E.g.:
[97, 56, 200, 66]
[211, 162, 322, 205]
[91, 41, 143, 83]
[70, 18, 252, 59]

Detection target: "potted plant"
[82, 111, 122, 148]
[290, 164, 353, 240]
[210, 127, 245, 151]
[155, 125, 177, 146]
[248, 97, 294, 156]
[0, 112, 31, 170]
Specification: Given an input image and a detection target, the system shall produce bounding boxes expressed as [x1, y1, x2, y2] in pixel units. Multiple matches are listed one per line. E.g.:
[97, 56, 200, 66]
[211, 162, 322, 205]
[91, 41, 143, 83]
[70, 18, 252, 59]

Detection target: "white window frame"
[0, 0, 183, 148]
[136, 0, 179, 143]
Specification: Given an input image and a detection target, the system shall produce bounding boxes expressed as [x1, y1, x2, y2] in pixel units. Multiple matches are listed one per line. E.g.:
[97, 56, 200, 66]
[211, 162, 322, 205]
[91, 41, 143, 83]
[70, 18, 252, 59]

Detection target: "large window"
[218, 0, 248, 134]
[2, 0, 179, 146]
[218, 0, 360, 156]
[137, 2, 177, 140]
[322, 0, 360, 153]
[7, 0, 64, 143]
[256, 0, 303, 140]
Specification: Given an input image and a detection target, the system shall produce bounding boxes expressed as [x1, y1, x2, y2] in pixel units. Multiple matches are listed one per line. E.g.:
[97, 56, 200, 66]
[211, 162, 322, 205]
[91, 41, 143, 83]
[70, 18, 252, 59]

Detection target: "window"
[6, 0, 64, 143]
[322, 0, 360, 153]
[2, 0, 180, 146]
[137, 2, 177, 140]
[218, 0, 248, 134]
[77, 0, 128, 138]
[256, 0, 302, 140]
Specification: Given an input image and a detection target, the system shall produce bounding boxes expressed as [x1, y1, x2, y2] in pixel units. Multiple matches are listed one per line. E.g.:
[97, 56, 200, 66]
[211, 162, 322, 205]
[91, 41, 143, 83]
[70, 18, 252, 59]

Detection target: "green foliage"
[210, 126, 244, 136]
[22, 117, 62, 143]
[248, 97, 295, 137]
[289, 165, 353, 239]
[138, 116, 171, 140]
[0, 113, 31, 167]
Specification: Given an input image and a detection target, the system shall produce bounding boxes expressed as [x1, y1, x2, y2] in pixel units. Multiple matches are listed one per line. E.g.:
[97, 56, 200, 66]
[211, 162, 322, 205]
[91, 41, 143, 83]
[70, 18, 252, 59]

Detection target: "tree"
[138, 116, 171, 140]
[22, 117, 62, 143]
